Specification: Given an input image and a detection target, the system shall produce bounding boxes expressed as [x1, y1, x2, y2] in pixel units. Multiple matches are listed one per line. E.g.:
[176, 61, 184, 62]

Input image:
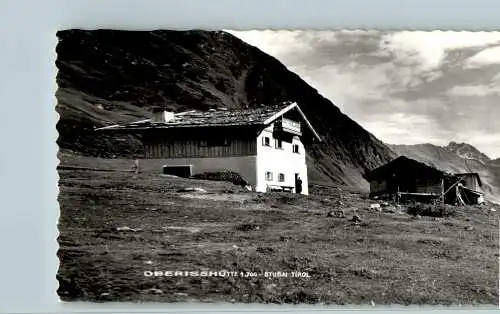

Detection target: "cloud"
[465, 45, 500, 68]
[228, 30, 500, 158]
[225, 29, 337, 65]
[378, 31, 500, 72]
[362, 112, 450, 145]
[447, 84, 500, 97]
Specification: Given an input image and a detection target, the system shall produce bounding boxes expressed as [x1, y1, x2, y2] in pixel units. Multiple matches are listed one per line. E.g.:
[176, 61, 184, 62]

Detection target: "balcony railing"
[276, 118, 301, 135]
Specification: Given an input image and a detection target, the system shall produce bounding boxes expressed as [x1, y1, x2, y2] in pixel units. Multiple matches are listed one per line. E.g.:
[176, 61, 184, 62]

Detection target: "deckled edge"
[53, 29, 61, 303]
[225, 28, 500, 34]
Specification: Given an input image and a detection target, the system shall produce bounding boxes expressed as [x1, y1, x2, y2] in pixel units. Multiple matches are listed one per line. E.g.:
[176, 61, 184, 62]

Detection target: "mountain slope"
[389, 143, 500, 204]
[445, 141, 491, 164]
[55, 29, 396, 190]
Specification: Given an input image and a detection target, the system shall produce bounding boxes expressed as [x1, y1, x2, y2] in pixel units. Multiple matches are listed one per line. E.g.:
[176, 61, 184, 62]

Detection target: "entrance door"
[294, 173, 302, 194]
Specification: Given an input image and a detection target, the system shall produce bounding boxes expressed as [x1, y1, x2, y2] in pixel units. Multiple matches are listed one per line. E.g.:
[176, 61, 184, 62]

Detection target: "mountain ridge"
[444, 141, 491, 164]
[55, 29, 396, 191]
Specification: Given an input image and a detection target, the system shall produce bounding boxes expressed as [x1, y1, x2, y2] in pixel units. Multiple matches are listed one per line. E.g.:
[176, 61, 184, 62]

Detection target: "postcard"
[56, 29, 499, 305]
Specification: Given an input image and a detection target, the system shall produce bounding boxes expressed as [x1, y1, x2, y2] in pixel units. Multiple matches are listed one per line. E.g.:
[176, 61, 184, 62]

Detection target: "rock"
[351, 215, 361, 222]
[415, 215, 422, 220]
[381, 202, 390, 207]
[147, 288, 163, 295]
[383, 206, 396, 213]
[144, 260, 153, 265]
[490, 208, 496, 212]
[174, 292, 188, 297]
[279, 235, 292, 242]
[177, 187, 207, 193]
[370, 204, 381, 209]
[464, 226, 474, 231]
[327, 210, 345, 218]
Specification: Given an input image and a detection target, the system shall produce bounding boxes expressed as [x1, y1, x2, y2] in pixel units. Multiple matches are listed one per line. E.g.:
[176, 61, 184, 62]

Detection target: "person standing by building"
[295, 175, 303, 194]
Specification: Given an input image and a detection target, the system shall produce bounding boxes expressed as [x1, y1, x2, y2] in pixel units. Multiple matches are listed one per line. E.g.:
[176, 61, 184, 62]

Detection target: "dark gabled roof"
[95, 102, 322, 141]
[367, 156, 484, 188]
[119, 106, 281, 128]
[366, 156, 447, 181]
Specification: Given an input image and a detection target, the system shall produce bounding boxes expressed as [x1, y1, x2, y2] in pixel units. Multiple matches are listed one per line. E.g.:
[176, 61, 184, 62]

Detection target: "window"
[262, 136, 271, 146]
[275, 139, 283, 149]
[278, 173, 285, 182]
[265, 171, 273, 181]
[293, 144, 300, 153]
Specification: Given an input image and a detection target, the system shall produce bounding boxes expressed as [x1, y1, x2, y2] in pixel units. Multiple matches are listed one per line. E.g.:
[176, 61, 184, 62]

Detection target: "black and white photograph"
[56, 29, 500, 305]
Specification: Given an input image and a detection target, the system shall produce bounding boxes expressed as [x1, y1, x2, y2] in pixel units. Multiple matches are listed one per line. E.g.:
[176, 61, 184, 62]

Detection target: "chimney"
[151, 107, 174, 123]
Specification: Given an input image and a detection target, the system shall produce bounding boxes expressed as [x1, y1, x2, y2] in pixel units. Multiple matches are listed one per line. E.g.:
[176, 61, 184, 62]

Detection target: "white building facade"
[255, 123, 308, 194]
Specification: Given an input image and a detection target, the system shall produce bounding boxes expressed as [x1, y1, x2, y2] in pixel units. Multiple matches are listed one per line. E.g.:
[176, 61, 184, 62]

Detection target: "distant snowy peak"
[445, 141, 491, 164]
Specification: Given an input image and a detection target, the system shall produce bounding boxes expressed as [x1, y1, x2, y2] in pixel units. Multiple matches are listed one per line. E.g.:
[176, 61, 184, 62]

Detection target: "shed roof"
[367, 156, 484, 188]
[95, 102, 322, 141]
[366, 156, 448, 181]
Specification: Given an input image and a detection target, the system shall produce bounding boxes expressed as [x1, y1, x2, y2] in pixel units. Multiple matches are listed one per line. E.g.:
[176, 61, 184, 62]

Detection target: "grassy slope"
[57, 156, 499, 305]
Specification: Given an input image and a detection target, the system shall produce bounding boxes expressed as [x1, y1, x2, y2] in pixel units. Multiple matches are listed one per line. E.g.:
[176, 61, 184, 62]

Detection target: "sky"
[227, 30, 500, 159]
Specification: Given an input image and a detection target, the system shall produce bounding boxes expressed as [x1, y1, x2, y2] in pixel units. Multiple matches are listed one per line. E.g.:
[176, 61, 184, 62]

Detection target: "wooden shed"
[365, 156, 447, 202]
[366, 156, 485, 205]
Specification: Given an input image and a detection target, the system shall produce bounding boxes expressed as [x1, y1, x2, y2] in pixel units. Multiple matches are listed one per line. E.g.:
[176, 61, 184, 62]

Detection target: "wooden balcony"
[275, 118, 301, 135]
